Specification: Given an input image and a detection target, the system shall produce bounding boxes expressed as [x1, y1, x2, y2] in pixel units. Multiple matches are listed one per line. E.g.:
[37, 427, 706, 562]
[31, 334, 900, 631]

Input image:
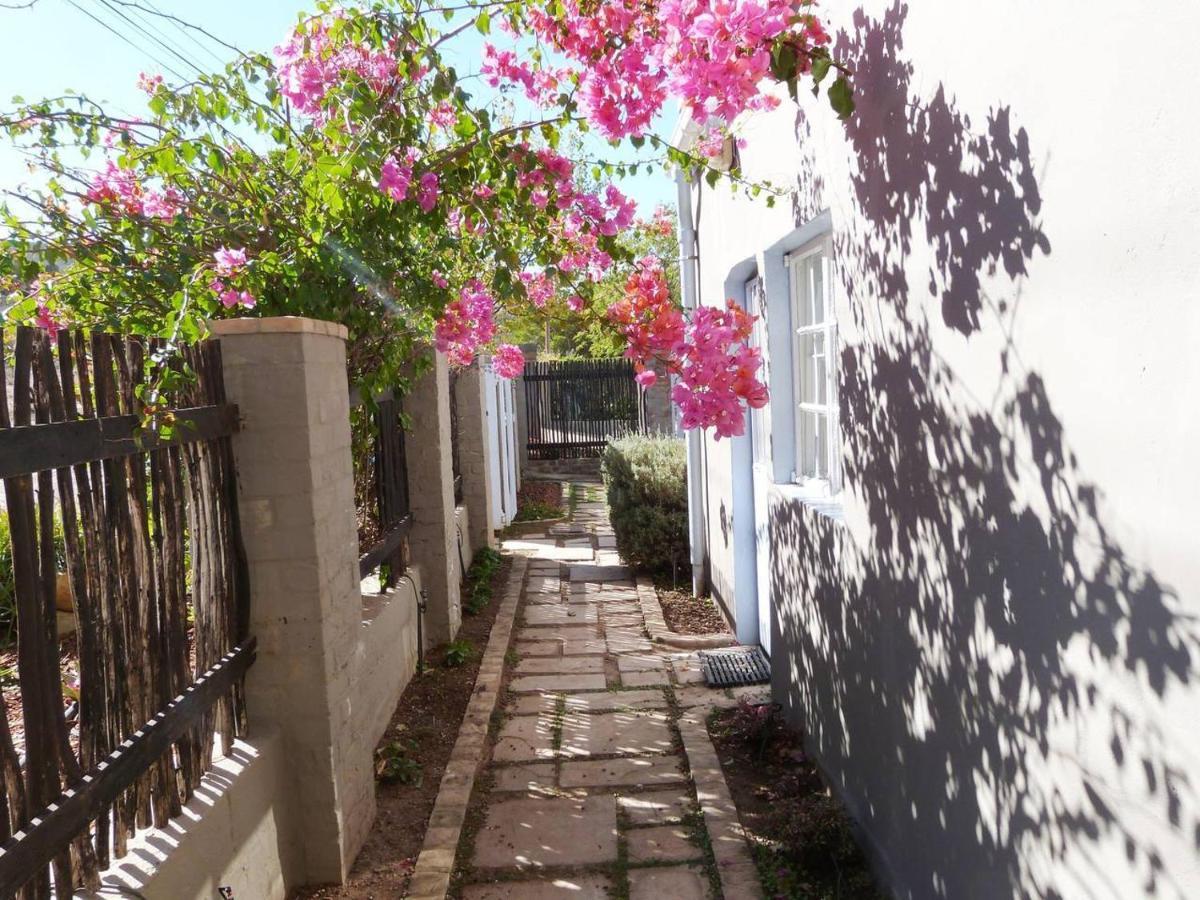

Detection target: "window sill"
[772, 482, 845, 523]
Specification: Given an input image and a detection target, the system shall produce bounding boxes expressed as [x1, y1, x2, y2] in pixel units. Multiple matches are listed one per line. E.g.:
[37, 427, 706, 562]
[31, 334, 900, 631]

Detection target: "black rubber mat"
[699, 645, 770, 687]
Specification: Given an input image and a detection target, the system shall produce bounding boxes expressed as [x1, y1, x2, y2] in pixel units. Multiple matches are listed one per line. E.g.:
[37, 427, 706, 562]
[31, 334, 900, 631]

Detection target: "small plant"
[462, 547, 503, 615]
[375, 737, 423, 785]
[444, 638, 474, 668]
[721, 698, 780, 758]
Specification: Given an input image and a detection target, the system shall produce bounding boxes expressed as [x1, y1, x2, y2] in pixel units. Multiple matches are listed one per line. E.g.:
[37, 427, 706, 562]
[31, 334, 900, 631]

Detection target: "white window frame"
[786, 237, 840, 495]
[745, 275, 772, 469]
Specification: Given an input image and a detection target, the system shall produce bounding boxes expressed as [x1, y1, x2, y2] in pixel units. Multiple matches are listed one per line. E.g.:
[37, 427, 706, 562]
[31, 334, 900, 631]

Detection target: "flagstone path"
[428, 482, 768, 900]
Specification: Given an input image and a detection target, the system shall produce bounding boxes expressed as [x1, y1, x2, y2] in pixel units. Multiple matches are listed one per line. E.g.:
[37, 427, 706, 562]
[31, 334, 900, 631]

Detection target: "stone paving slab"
[493, 715, 557, 762]
[524, 606, 599, 626]
[562, 689, 668, 713]
[515, 641, 560, 657]
[627, 865, 712, 900]
[559, 755, 686, 789]
[561, 639, 607, 656]
[621, 669, 669, 688]
[627, 825, 703, 863]
[510, 673, 607, 693]
[618, 789, 694, 826]
[515, 656, 605, 675]
[491, 761, 557, 793]
[463, 875, 613, 899]
[507, 693, 560, 716]
[517, 625, 600, 642]
[560, 711, 673, 758]
[472, 795, 618, 869]
[568, 563, 631, 582]
[616, 654, 667, 672]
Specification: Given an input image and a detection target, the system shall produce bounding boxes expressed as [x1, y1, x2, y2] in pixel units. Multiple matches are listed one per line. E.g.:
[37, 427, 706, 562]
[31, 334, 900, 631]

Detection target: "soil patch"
[513, 480, 564, 522]
[709, 703, 885, 899]
[656, 585, 729, 635]
[293, 555, 512, 899]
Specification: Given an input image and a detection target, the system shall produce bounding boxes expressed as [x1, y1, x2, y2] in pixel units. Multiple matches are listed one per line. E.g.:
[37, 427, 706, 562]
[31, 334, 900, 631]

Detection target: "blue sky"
[0, 0, 676, 210]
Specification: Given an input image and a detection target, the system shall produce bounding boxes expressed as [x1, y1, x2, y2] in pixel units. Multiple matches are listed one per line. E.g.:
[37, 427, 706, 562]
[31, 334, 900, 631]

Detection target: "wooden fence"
[0, 326, 252, 898]
[351, 388, 413, 586]
[449, 371, 463, 506]
[523, 358, 645, 459]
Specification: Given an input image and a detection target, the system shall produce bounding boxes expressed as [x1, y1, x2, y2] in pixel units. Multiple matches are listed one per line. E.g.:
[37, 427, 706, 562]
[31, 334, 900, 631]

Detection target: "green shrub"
[0, 513, 66, 646]
[444, 638, 474, 667]
[601, 434, 688, 575]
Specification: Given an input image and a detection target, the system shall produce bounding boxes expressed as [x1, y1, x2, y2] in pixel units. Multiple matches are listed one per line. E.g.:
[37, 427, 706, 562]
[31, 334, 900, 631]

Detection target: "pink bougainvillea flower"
[567, 295, 586, 312]
[417, 172, 439, 212]
[34, 302, 65, 339]
[635, 369, 658, 388]
[378, 154, 414, 202]
[435, 281, 497, 367]
[136, 72, 163, 94]
[493, 344, 525, 379]
[213, 246, 248, 276]
[432, 270, 449, 289]
[612, 260, 767, 438]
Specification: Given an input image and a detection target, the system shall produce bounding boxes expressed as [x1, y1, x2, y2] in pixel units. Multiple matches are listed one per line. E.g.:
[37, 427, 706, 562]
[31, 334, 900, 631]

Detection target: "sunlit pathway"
[452, 481, 767, 900]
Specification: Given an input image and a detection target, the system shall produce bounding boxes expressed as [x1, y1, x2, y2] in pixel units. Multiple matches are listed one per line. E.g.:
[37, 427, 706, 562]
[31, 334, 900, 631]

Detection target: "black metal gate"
[523, 358, 645, 459]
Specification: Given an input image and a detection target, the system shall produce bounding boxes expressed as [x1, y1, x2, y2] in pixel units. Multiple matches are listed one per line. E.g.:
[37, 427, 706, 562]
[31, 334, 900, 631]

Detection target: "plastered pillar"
[403, 351, 461, 645]
[212, 317, 373, 887]
[454, 361, 497, 551]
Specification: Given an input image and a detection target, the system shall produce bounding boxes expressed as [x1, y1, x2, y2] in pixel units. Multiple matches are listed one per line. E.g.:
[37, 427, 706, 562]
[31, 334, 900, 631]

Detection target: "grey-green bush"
[602, 434, 688, 575]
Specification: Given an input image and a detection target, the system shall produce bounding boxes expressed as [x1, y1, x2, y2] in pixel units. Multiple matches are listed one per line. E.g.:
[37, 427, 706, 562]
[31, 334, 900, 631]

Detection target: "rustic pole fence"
[0, 326, 252, 898]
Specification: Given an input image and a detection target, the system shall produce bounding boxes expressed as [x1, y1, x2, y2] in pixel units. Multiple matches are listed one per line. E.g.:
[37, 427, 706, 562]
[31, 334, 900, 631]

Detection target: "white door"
[747, 276, 773, 655]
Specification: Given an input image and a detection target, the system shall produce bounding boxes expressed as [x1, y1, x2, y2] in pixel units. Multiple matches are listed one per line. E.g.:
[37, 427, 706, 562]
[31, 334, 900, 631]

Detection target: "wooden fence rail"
[0, 326, 250, 898]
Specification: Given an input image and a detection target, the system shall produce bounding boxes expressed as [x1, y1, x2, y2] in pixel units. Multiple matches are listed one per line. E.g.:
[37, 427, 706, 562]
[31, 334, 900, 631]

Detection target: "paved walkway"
[454, 483, 767, 900]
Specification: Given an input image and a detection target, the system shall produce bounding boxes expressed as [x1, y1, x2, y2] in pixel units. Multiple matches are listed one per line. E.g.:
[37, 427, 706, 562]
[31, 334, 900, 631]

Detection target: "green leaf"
[475, 11, 490, 34]
[770, 43, 797, 82]
[811, 56, 833, 86]
[828, 76, 855, 119]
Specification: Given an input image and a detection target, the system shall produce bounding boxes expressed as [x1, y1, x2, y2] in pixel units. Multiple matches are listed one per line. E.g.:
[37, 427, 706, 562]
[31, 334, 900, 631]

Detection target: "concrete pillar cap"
[209, 316, 349, 341]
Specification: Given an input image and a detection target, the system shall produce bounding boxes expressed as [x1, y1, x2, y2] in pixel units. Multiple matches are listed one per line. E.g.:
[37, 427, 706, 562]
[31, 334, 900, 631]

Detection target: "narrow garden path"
[414, 480, 769, 899]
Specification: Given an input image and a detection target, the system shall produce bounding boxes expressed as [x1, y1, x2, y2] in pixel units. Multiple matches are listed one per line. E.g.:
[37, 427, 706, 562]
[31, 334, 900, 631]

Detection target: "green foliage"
[513, 501, 564, 523]
[0, 512, 66, 646]
[463, 546, 503, 615]
[444, 638, 474, 668]
[374, 736, 423, 785]
[602, 434, 688, 575]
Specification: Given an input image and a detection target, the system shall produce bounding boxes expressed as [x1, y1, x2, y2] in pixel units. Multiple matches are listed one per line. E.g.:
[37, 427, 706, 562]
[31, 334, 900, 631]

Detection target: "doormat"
[699, 645, 770, 687]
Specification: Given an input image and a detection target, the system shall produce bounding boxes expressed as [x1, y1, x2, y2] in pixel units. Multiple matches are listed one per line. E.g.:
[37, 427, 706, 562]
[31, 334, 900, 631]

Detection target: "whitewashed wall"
[684, 2, 1200, 897]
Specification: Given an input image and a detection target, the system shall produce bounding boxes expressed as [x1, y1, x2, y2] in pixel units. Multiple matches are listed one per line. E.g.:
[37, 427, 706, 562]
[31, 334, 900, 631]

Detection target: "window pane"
[798, 410, 828, 480]
[809, 255, 825, 325]
[799, 331, 827, 405]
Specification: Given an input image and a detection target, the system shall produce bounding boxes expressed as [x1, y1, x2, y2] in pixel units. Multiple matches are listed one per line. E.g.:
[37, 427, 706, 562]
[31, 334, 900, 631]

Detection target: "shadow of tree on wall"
[770, 4, 1198, 898]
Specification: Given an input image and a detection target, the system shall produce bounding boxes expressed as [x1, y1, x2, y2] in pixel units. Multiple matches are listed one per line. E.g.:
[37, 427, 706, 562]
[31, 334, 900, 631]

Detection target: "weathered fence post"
[211, 317, 374, 885]
[404, 351, 461, 645]
[454, 361, 497, 552]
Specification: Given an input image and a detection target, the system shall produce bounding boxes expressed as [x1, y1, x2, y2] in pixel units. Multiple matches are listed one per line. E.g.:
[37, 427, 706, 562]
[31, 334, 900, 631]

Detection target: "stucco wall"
[687, 2, 1200, 897]
[87, 727, 298, 900]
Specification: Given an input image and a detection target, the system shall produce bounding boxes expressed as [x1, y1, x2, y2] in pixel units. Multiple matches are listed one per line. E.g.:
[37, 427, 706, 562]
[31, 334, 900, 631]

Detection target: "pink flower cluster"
[671, 301, 768, 437]
[610, 259, 768, 438]
[492, 344, 525, 379]
[435, 281, 497, 366]
[481, 45, 570, 106]
[273, 17, 398, 120]
[35, 302, 65, 339]
[498, 0, 830, 139]
[379, 149, 418, 201]
[136, 72, 163, 95]
[209, 247, 256, 309]
[86, 161, 183, 220]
